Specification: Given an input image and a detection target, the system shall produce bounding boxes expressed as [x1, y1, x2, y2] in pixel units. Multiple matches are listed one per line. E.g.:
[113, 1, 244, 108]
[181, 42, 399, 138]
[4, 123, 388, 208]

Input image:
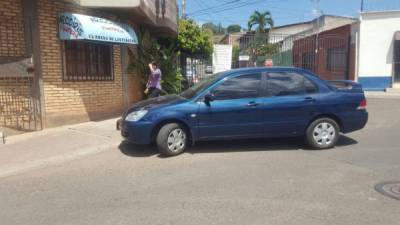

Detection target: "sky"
[179, 0, 400, 28]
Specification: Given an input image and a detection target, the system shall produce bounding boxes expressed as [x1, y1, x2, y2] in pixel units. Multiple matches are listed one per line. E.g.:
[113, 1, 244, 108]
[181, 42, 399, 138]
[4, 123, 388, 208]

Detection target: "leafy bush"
[128, 20, 214, 95]
[128, 28, 183, 94]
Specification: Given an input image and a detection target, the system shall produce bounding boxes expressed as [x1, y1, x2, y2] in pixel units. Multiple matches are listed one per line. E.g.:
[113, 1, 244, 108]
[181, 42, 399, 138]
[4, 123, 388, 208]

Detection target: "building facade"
[357, 11, 400, 90]
[292, 24, 356, 81]
[0, 0, 178, 131]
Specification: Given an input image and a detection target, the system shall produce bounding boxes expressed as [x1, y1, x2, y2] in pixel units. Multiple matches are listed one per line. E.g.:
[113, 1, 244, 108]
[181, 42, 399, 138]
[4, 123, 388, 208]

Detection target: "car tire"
[306, 118, 340, 150]
[156, 123, 188, 156]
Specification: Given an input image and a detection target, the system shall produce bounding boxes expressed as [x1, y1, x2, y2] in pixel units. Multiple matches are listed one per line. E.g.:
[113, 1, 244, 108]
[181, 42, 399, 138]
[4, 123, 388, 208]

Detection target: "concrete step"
[385, 88, 400, 93]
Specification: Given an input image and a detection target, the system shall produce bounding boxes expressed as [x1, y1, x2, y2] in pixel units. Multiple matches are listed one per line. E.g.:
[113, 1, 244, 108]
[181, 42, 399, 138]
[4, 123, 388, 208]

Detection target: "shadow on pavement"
[188, 137, 304, 154]
[119, 141, 158, 157]
[119, 135, 358, 157]
[336, 135, 358, 147]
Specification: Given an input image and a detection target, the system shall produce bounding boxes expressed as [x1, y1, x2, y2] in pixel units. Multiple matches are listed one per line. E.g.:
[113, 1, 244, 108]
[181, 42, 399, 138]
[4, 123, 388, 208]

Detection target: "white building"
[357, 11, 400, 90]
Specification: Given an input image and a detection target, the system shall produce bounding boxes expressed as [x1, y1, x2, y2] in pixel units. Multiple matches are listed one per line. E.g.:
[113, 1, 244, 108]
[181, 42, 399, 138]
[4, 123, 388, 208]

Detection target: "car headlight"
[125, 109, 148, 122]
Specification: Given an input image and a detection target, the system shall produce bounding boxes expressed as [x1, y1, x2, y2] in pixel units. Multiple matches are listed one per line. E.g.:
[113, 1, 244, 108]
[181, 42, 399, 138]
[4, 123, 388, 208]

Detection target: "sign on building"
[239, 55, 250, 61]
[212, 44, 232, 73]
[59, 13, 138, 45]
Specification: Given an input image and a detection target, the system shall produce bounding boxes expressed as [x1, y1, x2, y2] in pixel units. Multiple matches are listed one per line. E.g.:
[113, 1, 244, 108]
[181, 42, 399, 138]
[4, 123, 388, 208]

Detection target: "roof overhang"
[59, 0, 178, 38]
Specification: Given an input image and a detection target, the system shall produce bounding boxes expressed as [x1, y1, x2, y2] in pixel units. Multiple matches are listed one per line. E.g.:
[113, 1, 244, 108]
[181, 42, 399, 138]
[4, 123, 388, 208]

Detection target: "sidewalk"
[365, 91, 400, 99]
[0, 118, 122, 178]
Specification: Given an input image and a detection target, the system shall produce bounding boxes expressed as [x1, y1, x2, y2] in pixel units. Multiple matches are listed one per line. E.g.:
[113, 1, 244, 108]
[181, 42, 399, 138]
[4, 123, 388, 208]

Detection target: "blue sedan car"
[118, 67, 368, 156]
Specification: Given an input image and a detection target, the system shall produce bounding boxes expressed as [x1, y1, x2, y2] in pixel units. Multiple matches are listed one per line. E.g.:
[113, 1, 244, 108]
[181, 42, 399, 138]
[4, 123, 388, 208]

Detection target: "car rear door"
[260, 72, 319, 137]
[196, 73, 266, 139]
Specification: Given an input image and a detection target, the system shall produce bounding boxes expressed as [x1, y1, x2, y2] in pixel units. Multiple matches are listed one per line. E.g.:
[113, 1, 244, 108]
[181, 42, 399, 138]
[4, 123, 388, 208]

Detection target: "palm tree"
[247, 11, 274, 33]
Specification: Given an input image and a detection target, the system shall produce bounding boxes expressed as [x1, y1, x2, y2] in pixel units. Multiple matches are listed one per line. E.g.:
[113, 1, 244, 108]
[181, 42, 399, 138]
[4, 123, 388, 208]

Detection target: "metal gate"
[179, 54, 212, 87]
[232, 32, 351, 80]
[180, 32, 351, 87]
[0, 67, 42, 131]
[293, 34, 351, 80]
[0, 0, 42, 132]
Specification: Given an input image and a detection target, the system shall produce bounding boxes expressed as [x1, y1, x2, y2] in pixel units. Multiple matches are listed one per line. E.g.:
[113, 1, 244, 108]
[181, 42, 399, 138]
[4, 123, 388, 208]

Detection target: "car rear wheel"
[156, 123, 187, 156]
[306, 118, 339, 149]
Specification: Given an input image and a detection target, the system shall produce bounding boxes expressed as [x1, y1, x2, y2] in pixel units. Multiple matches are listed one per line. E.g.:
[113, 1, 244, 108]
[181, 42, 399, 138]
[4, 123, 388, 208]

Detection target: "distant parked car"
[205, 65, 213, 74]
[118, 67, 368, 156]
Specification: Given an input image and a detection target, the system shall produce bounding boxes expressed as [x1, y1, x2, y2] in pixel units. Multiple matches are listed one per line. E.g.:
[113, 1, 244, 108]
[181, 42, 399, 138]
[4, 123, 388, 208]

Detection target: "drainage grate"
[375, 181, 400, 200]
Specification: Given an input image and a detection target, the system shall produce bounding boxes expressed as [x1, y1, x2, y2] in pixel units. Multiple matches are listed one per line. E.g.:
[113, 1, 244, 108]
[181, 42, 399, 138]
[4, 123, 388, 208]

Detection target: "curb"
[1, 118, 119, 145]
[366, 95, 400, 99]
[0, 142, 119, 179]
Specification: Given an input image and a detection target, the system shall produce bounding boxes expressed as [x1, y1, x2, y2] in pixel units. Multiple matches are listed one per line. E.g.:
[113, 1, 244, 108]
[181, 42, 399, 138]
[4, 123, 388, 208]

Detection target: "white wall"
[359, 11, 400, 77]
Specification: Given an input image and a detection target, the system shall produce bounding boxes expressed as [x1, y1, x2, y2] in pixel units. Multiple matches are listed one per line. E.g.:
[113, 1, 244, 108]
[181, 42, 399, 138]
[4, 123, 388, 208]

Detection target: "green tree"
[227, 24, 242, 33]
[177, 19, 213, 57]
[201, 22, 219, 34]
[201, 22, 226, 35]
[247, 11, 274, 32]
[128, 20, 214, 94]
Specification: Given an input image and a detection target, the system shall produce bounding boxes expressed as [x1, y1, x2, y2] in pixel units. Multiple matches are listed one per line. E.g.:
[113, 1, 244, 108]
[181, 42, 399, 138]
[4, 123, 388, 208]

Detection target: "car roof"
[219, 67, 317, 79]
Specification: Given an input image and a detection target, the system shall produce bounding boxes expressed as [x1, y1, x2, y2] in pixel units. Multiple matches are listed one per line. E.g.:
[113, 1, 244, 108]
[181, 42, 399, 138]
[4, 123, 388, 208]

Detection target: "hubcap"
[313, 122, 336, 146]
[167, 128, 186, 152]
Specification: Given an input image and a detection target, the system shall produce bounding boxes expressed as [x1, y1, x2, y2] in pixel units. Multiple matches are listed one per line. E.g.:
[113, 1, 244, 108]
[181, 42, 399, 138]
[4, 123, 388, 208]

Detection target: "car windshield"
[179, 73, 223, 99]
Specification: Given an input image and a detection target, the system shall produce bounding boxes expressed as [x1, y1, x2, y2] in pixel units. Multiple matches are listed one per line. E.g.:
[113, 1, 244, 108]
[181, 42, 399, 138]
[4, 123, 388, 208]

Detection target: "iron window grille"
[302, 52, 315, 71]
[62, 41, 114, 81]
[326, 47, 347, 72]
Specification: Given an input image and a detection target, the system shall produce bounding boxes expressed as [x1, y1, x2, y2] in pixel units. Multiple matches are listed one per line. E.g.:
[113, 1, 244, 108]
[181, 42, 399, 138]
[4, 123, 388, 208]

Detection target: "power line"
[192, 0, 238, 24]
[191, 0, 266, 16]
[188, 0, 242, 15]
[189, 0, 289, 16]
[190, 0, 313, 27]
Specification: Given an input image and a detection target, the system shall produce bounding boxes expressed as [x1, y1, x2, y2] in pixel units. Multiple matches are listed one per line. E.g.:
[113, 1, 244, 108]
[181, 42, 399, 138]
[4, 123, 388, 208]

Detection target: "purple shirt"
[147, 68, 162, 90]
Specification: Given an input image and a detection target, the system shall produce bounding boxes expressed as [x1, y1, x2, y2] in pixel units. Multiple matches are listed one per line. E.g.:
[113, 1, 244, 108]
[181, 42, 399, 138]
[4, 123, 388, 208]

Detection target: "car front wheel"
[156, 123, 187, 156]
[306, 118, 340, 149]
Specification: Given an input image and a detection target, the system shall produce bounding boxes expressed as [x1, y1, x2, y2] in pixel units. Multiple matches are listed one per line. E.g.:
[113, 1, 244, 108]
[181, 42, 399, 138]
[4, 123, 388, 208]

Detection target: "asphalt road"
[1, 98, 399, 225]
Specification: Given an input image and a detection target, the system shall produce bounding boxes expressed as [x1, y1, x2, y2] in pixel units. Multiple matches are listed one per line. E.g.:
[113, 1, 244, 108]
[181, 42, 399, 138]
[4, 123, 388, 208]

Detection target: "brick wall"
[0, 0, 25, 57]
[128, 74, 144, 105]
[0, 0, 35, 130]
[37, 0, 130, 127]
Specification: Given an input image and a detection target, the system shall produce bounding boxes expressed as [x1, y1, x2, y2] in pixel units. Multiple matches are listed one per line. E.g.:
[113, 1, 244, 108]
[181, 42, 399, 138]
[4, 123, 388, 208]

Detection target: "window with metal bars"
[62, 41, 113, 81]
[302, 52, 315, 71]
[326, 47, 347, 72]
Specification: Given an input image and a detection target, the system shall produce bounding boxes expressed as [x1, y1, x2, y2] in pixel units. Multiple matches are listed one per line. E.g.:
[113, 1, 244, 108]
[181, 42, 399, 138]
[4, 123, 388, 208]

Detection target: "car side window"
[304, 77, 318, 93]
[267, 72, 318, 97]
[211, 73, 262, 100]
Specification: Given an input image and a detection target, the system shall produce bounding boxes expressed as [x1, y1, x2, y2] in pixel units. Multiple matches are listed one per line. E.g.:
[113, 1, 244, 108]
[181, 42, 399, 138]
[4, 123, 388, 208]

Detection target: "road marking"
[0, 142, 118, 179]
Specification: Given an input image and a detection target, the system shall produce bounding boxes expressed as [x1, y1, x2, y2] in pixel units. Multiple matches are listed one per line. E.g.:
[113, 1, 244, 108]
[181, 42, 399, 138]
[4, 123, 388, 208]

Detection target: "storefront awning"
[59, 13, 138, 45]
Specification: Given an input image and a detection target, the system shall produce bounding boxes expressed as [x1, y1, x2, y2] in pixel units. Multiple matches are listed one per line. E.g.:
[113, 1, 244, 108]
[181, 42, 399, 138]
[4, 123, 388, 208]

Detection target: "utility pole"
[182, 0, 186, 19]
[312, 0, 321, 73]
[360, 0, 364, 12]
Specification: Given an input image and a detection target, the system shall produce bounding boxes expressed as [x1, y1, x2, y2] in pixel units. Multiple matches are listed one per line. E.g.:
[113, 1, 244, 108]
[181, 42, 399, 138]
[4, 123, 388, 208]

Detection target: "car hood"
[124, 94, 186, 116]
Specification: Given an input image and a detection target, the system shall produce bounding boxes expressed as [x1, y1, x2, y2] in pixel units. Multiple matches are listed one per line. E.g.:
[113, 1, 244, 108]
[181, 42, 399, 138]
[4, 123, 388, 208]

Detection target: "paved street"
[0, 98, 399, 225]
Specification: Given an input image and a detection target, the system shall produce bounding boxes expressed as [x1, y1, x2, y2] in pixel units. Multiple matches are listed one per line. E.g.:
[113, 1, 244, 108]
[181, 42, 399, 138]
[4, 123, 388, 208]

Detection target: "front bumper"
[117, 119, 154, 145]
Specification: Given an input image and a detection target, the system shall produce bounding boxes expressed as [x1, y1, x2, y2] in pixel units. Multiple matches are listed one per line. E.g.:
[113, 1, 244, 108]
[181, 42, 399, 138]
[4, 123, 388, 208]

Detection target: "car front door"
[196, 73, 265, 139]
[260, 72, 319, 137]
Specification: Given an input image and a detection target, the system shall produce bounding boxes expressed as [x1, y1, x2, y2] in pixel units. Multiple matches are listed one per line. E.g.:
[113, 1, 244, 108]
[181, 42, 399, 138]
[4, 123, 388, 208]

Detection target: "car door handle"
[304, 97, 316, 102]
[246, 101, 259, 107]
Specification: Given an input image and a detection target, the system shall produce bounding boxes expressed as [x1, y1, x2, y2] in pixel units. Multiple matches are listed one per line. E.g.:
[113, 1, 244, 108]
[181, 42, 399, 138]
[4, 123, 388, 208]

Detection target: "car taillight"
[357, 99, 367, 110]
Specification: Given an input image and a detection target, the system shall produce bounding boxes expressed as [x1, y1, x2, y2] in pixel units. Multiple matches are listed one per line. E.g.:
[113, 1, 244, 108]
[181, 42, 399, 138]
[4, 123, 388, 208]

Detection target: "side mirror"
[204, 93, 215, 106]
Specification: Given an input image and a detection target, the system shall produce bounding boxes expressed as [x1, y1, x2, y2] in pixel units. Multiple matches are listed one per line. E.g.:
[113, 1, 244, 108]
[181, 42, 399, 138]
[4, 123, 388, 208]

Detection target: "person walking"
[145, 62, 162, 98]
